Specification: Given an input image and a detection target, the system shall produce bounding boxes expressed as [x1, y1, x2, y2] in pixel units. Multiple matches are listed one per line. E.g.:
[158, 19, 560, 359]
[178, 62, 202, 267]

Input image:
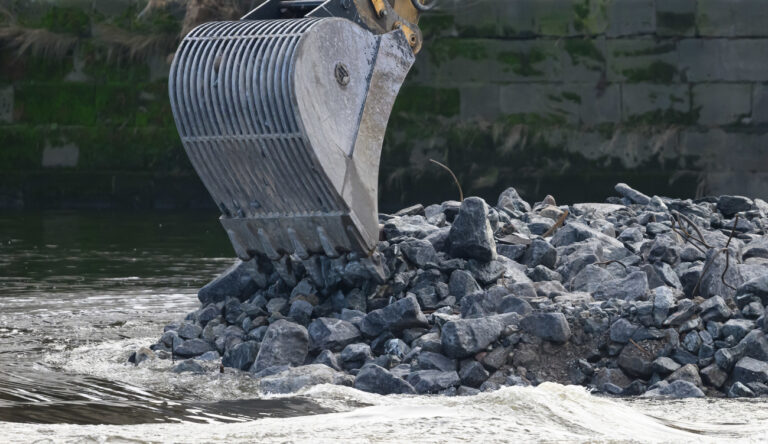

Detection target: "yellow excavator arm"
[169, 0, 437, 262]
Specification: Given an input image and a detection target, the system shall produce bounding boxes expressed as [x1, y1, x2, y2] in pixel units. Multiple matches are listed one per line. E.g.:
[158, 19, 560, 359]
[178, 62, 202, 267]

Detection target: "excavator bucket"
[169, 17, 415, 260]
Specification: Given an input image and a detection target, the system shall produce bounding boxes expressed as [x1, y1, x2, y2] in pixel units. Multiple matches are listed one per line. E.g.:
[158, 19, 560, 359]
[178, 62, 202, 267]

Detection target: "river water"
[1, 210, 767, 443]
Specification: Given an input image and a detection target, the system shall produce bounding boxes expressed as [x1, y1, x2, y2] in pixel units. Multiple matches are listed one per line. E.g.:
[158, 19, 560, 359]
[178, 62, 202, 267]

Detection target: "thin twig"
[721, 249, 736, 291]
[429, 159, 463, 202]
[543, 210, 569, 237]
[670, 216, 707, 254]
[594, 260, 628, 271]
[725, 214, 740, 249]
[672, 211, 712, 249]
[629, 338, 653, 359]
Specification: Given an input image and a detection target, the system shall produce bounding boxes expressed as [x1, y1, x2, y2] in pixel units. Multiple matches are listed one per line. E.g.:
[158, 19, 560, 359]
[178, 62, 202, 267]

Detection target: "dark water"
[0, 210, 332, 426]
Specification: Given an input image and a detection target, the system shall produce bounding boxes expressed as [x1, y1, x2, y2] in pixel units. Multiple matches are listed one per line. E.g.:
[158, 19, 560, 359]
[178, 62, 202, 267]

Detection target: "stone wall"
[1, 0, 767, 209]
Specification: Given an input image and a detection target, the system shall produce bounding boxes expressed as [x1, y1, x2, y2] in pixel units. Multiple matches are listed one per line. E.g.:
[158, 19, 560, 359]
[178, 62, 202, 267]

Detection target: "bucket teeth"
[170, 18, 414, 260]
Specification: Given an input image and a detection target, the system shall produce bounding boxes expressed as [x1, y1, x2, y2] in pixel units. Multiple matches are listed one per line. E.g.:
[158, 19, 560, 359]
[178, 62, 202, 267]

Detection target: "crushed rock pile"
[132, 183, 768, 399]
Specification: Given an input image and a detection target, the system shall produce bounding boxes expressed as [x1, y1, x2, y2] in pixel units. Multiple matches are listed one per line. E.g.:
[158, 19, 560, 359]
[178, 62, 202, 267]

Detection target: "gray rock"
[177, 322, 202, 340]
[722, 319, 755, 342]
[171, 359, 206, 374]
[308, 318, 361, 352]
[383, 215, 439, 240]
[741, 329, 768, 361]
[499, 295, 532, 316]
[736, 275, 768, 305]
[198, 259, 263, 305]
[441, 316, 508, 358]
[467, 259, 507, 286]
[610, 318, 638, 344]
[258, 364, 348, 394]
[287, 300, 313, 326]
[652, 287, 676, 326]
[313, 349, 341, 371]
[743, 238, 768, 260]
[727, 381, 755, 398]
[645, 380, 704, 398]
[252, 320, 309, 372]
[266, 297, 288, 315]
[615, 183, 651, 205]
[406, 370, 461, 394]
[732, 357, 768, 385]
[448, 269, 481, 300]
[401, 239, 439, 268]
[551, 222, 623, 249]
[222, 341, 259, 370]
[360, 294, 430, 337]
[592, 368, 631, 391]
[497, 187, 531, 213]
[520, 313, 571, 343]
[717, 195, 753, 217]
[682, 331, 702, 354]
[354, 364, 416, 395]
[413, 351, 457, 372]
[134, 347, 156, 365]
[449, 197, 497, 262]
[715, 342, 746, 372]
[195, 304, 221, 326]
[668, 364, 702, 387]
[699, 296, 732, 322]
[340, 343, 373, 370]
[618, 343, 653, 378]
[700, 364, 728, 388]
[175, 339, 214, 358]
[459, 360, 490, 388]
[652, 357, 680, 375]
[522, 239, 557, 269]
[594, 271, 649, 301]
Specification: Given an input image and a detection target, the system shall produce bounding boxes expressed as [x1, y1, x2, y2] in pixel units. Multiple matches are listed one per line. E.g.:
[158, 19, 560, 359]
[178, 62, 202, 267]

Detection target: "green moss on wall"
[564, 38, 604, 64]
[392, 86, 460, 117]
[657, 12, 696, 33]
[497, 48, 546, 77]
[427, 38, 488, 66]
[623, 61, 678, 83]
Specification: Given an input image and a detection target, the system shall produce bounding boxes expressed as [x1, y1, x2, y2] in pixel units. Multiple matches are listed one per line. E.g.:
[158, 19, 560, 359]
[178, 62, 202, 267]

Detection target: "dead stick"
[629, 338, 653, 359]
[543, 210, 569, 238]
[429, 159, 463, 202]
[594, 260, 628, 271]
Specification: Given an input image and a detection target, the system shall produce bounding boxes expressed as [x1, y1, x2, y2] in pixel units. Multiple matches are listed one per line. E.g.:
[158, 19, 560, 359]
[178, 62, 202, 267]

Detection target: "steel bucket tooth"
[169, 18, 415, 260]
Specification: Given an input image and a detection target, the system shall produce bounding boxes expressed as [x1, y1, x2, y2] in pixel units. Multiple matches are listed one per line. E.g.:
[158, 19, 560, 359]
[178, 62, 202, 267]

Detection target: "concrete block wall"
[383, 0, 768, 207]
[2, 0, 768, 209]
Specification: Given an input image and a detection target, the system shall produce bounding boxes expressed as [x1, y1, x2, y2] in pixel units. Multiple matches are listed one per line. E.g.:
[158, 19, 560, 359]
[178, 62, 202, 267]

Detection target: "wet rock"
[308, 318, 361, 352]
[727, 381, 755, 398]
[177, 322, 202, 340]
[360, 294, 429, 337]
[618, 343, 654, 378]
[741, 330, 768, 361]
[449, 197, 497, 262]
[258, 364, 348, 394]
[133, 347, 156, 365]
[175, 339, 214, 358]
[406, 370, 461, 394]
[252, 320, 309, 372]
[198, 259, 263, 305]
[441, 316, 508, 358]
[459, 360, 490, 388]
[222, 341, 259, 370]
[732, 357, 768, 385]
[520, 313, 571, 343]
[645, 380, 704, 398]
[172, 359, 206, 374]
[668, 364, 702, 387]
[592, 368, 631, 392]
[354, 364, 416, 395]
[652, 357, 680, 376]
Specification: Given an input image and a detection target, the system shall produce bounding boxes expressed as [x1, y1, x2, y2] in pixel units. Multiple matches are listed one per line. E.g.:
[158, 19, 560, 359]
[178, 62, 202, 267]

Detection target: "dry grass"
[93, 24, 177, 61]
[0, 26, 78, 59]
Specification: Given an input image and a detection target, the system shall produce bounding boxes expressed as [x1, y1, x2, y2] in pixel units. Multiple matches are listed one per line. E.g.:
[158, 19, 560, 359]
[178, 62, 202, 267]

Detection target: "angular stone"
[522, 238, 557, 269]
[520, 312, 571, 343]
[175, 339, 214, 358]
[652, 357, 680, 375]
[172, 359, 206, 374]
[288, 300, 313, 326]
[360, 294, 430, 337]
[441, 316, 508, 358]
[610, 318, 638, 344]
[449, 197, 497, 262]
[413, 351, 457, 372]
[198, 259, 264, 305]
[733, 357, 768, 384]
[401, 239, 439, 268]
[618, 343, 654, 378]
[448, 269, 482, 300]
[354, 364, 416, 395]
[222, 341, 259, 371]
[700, 364, 728, 388]
[252, 320, 309, 372]
[308, 318, 362, 352]
[313, 349, 341, 371]
[722, 319, 755, 342]
[728, 381, 755, 398]
[699, 296, 732, 322]
[459, 360, 490, 388]
[177, 322, 203, 340]
[717, 195, 753, 217]
[499, 295, 533, 316]
[645, 380, 704, 398]
[497, 187, 531, 213]
[406, 370, 461, 394]
[667, 363, 702, 387]
[340, 343, 373, 370]
[615, 183, 651, 205]
[258, 364, 347, 394]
